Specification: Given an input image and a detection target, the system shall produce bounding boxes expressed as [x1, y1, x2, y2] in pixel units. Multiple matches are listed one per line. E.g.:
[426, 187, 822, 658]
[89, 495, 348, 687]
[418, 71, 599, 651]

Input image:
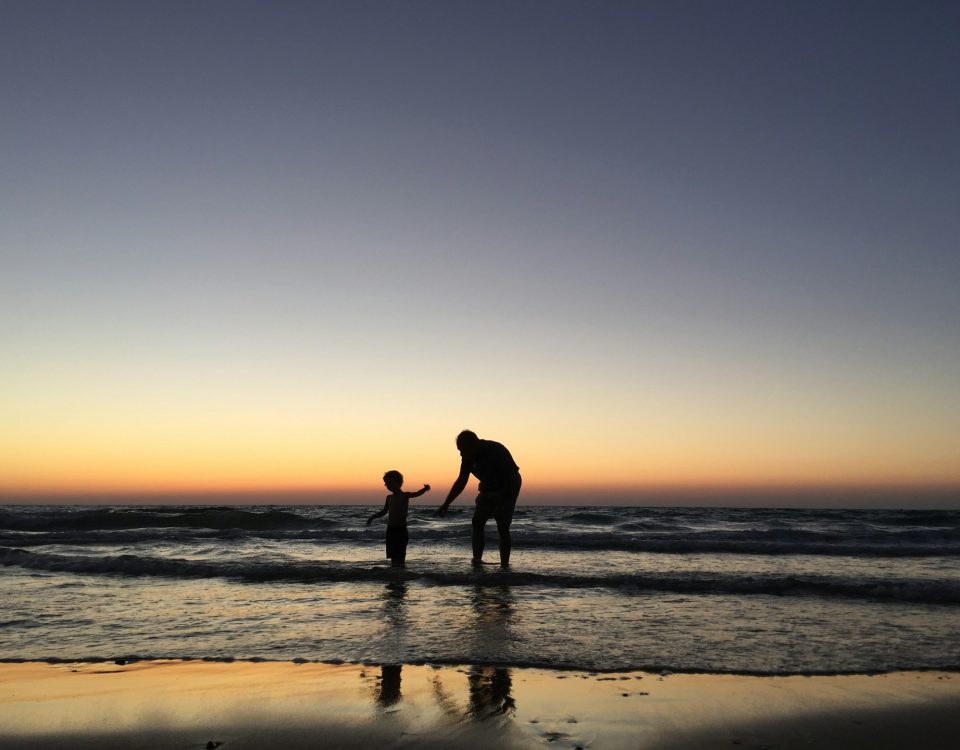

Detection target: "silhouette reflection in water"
[369, 581, 517, 720]
[462, 584, 517, 720]
[470, 583, 515, 656]
[370, 580, 408, 709]
[383, 580, 408, 621]
[382, 579, 409, 653]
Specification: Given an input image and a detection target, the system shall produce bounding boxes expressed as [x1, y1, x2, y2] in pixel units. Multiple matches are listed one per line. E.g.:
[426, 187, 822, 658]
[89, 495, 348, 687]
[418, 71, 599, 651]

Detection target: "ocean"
[1, 504, 958, 674]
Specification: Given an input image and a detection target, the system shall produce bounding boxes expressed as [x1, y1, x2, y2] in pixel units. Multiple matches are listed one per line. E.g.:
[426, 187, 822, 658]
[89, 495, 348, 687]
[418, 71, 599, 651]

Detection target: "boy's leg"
[386, 526, 400, 565]
[391, 526, 408, 567]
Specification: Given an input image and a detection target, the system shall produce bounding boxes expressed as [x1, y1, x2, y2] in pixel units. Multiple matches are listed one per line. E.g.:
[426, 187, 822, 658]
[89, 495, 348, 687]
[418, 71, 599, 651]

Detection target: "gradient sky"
[2, 1, 959, 505]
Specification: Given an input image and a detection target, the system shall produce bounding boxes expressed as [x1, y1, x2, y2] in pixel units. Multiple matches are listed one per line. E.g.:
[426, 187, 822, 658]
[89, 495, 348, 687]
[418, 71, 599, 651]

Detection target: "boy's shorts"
[473, 474, 522, 528]
[385, 525, 408, 560]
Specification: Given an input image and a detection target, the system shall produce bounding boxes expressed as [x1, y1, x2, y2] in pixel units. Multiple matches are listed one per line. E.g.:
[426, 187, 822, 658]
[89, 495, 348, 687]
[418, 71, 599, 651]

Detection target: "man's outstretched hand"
[436, 503, 449, 518]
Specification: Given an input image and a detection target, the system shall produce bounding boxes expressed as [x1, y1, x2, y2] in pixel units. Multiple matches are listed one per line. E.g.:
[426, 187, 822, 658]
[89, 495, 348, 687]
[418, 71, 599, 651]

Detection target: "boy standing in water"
[367, 471, 430, 567]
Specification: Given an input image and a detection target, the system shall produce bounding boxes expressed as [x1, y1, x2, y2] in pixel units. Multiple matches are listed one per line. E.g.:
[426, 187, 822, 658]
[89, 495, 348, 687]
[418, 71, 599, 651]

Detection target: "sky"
[2, 1, 959, 506]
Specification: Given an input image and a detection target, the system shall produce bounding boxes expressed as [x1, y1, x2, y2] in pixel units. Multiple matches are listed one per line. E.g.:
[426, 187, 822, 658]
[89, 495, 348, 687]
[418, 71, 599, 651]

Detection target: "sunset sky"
[2, 1, 958, 506]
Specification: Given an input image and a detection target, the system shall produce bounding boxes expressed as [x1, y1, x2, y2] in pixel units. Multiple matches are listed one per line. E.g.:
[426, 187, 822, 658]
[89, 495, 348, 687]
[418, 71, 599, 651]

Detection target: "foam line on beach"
[1, 656, 960, 678]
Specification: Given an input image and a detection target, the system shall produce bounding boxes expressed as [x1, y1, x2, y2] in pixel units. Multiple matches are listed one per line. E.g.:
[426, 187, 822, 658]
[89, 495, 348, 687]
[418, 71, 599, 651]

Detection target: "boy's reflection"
[373, 581, 408, 709]
[377, 664, 402, 706]
[383, 580, 408, 615]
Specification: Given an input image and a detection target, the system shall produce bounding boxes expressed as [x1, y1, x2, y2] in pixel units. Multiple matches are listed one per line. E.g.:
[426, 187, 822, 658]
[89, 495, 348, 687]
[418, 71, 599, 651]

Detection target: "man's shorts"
[473, 474, 522, 528]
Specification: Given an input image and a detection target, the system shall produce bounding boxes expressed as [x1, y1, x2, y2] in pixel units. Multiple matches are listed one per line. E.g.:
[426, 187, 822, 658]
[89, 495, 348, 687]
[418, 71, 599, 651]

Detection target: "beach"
[2, 660, 959, 749]
[3, 504, 958, 747]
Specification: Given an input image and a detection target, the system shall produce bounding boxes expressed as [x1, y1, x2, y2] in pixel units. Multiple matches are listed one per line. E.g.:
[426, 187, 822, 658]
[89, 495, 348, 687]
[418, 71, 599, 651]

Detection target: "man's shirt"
[461, 439, 520, 492]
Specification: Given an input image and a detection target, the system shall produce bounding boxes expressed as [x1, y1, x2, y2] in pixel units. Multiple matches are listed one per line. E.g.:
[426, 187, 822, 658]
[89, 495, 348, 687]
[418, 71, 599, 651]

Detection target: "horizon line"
[2, 483, 957, 509]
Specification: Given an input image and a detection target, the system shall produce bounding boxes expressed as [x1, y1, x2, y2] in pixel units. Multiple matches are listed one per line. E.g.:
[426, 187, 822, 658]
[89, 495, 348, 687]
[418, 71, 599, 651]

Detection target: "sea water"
[1, 504, 958, 674]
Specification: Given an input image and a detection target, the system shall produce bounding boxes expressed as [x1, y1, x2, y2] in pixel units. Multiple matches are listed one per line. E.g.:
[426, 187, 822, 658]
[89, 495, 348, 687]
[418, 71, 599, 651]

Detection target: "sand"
[1, 660, 958, 749]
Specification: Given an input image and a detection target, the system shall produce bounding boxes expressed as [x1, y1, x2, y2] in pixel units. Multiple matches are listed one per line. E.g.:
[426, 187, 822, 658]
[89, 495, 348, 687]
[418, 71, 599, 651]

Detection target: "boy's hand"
[423, 484, 431, 491]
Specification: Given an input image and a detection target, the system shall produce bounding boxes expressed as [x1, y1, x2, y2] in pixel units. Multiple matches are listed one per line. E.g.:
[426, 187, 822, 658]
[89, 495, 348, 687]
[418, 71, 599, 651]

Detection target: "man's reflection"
[469, 583, 514, 653]
[467, 584, 516, 719]
[467, 665, 515, 718]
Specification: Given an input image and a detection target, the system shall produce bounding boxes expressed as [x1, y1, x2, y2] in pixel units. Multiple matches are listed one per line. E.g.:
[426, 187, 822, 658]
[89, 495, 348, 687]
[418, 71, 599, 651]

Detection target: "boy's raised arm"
[409, 484, 431, 498]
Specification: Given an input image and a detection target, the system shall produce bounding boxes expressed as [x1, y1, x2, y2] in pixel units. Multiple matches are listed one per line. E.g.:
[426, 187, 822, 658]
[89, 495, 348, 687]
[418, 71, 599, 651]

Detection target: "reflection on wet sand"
[428, 665, 516, 724]
[468, 666, 515, 718]
[377, 664, 402, 707]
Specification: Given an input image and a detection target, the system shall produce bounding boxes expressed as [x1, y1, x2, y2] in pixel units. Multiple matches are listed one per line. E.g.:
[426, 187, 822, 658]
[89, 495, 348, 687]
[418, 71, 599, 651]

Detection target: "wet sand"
[1, 661, 958, 749]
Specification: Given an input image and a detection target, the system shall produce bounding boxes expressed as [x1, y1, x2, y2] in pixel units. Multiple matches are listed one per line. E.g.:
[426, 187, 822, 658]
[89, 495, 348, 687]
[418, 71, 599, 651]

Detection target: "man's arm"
[366, 497, 389, 525]
[408, 484, 431, 499]
[437, 468, 470, 517]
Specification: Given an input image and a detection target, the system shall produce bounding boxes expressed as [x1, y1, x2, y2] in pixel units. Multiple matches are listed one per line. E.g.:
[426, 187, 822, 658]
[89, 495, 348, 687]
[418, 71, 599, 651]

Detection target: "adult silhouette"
[437, 430, 521, 567]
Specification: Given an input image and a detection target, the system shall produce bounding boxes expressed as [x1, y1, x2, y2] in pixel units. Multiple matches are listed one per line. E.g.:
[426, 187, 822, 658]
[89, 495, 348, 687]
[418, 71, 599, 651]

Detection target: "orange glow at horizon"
[4, 352, 958, 500]
[3, 422, 958, 498]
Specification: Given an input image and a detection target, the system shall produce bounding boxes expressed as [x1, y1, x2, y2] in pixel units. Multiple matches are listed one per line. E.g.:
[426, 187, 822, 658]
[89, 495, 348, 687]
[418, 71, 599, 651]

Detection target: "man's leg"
[494, 477, 521, 568]
[494, 517, 511, 567]
[471, 519, 486, 564]
[472, 494, 496, 564]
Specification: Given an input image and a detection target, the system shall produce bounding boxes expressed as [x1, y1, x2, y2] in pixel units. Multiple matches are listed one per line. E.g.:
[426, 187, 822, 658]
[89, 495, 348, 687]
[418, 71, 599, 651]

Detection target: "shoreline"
[2, 660, 958, 749]
[2, 656, 960, 678]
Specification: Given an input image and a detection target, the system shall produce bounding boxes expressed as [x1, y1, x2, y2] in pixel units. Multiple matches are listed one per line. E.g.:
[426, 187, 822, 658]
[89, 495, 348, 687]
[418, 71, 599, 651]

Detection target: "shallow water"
[2, 504, 958, 673]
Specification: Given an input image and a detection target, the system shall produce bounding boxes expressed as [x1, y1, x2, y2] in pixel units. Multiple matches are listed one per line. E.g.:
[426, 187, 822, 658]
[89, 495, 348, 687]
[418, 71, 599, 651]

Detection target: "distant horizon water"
[2, 485, 958, 510]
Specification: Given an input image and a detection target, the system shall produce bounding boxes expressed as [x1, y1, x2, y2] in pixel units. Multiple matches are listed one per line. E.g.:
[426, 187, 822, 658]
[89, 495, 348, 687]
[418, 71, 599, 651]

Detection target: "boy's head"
[383, 470, 403, 492]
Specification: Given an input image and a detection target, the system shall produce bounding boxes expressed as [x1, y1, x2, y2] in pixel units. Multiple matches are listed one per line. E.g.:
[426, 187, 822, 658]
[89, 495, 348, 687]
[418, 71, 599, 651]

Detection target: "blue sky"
[2, 1, 958, 504]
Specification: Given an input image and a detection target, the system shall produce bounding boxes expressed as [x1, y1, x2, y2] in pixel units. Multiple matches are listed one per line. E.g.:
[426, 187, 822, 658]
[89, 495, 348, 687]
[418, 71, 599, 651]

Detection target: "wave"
[0, 507, 331, 532]
[3, 546, 958, 604]
[510, 529, 960, 557]
[552, 511, 620, 525]
[2, 505, 957, 558]
[2, 526, 956, 557]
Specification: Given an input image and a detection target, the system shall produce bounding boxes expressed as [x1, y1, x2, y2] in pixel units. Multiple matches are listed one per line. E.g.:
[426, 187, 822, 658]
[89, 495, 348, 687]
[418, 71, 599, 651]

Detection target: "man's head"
[456, 429, 480, 458]
[383, 470, 403, 492]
